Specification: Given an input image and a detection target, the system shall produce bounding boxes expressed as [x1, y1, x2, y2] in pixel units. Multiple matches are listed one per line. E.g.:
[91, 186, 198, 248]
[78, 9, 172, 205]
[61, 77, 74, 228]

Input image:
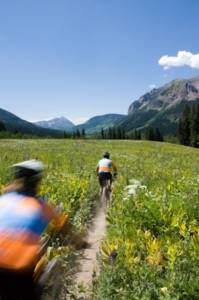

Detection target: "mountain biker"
[0, 160, 67, 300]
[96, 152, 117, 192]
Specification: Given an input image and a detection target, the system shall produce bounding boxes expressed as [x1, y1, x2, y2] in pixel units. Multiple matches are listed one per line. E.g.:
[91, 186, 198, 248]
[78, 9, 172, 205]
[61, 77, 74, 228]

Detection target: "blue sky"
[0, 0, 199, 124]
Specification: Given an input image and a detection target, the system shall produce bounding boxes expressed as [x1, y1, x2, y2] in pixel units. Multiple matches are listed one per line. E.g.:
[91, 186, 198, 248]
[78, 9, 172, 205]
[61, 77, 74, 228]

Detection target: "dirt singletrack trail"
[69, 180, 142, 299]
[72, 201, 107, 298]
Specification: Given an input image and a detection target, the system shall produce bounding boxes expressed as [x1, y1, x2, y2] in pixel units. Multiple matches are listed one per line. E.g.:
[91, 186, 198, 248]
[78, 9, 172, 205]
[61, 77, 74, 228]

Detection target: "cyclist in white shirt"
[96, 152, 117, 191]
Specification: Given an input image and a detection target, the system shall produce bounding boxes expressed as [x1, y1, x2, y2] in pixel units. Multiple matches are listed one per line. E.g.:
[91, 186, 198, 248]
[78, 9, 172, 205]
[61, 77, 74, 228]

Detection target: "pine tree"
[178, 105, 191, 145]
[134, 129, 138, 139]
[190, 104, 199, 147]
[0, 121, 6, 132]
[81, 128, 86, 138]
[144, 126, 154, 140]
[132, 129, 142, 140]
[108, 127, 112, 139]
[122, 128, 126, 139]
[101, 128, 105, 139]
[73, 130, 76, 138]
[76, 129, 81, 138]
[63, 131, 68, 138]
[136, 130, 141, 140]
[117, 127, 122, 139]
[154, 128, 163, 142]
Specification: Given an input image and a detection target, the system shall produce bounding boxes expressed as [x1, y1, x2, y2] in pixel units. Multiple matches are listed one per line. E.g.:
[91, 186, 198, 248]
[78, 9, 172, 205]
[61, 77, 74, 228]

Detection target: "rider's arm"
[112, 161, 117, 173]
[42, 201, 69, 233]
[40, 200, 88, 251]
[96, 164, 99, 174]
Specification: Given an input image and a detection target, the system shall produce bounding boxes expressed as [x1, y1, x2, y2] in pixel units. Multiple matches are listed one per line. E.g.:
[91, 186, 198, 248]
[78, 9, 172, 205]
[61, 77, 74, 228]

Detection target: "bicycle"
[99, 172, 117, 206]
[101, 178, 112, 205]
[34, 211, 88, 300]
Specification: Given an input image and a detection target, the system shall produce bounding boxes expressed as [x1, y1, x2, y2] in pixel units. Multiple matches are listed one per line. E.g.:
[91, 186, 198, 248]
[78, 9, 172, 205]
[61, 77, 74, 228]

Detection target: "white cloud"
[72, 116, 89, 125]
[158, 51, 199, 70]
[149, 84, 157, 90]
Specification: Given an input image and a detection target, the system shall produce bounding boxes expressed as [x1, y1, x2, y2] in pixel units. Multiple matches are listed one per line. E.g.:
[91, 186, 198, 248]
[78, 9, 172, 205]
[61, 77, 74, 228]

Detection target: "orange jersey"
[97, 158, 117, 174]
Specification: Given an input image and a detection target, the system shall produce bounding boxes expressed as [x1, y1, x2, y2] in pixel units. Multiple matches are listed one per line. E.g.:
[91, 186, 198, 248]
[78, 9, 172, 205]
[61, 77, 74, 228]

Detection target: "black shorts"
[0, 268, 41, 300]
[98, 173, 112, 187]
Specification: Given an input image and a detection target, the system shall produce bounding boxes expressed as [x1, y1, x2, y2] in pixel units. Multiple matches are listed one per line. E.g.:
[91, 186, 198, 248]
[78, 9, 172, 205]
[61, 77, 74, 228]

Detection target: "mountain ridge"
[34, 117, 75, 131]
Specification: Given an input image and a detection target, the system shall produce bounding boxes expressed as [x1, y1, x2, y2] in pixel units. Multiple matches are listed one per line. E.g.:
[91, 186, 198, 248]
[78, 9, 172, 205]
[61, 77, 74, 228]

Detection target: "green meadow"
[1, 140, 199, 299]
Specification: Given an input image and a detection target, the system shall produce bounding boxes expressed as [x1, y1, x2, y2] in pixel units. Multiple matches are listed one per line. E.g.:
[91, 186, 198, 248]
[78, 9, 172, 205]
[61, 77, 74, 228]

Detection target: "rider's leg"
[98, 174, 103, 195]
[108, 174, 113, 192]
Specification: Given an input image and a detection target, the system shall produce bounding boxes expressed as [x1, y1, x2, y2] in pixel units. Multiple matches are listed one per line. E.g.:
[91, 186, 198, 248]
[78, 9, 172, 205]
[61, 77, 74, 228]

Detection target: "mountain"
[77, 114, 125, 134]
[0, 108, 62, 137]
[120, 76, 199, 135]
[34, 117, 75, 131]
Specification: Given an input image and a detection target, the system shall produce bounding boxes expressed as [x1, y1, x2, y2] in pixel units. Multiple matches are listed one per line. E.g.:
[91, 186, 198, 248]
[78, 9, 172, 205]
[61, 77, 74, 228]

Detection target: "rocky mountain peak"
[128, 76, 199, 115]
